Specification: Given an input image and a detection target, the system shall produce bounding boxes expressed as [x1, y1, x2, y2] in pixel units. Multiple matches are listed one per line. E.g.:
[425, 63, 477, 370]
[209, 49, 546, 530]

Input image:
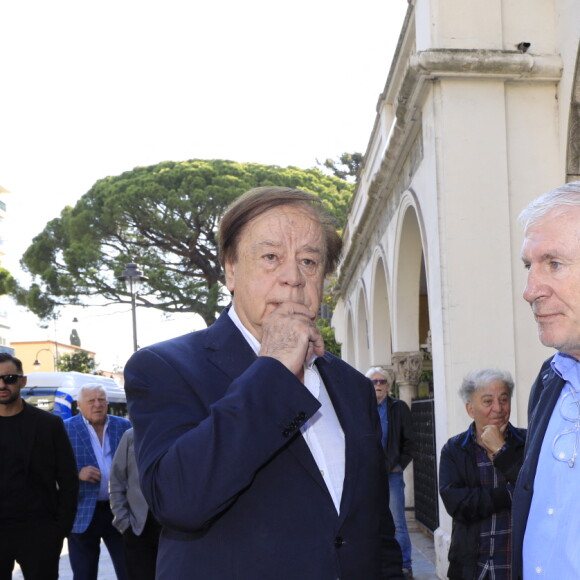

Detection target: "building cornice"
[409, 49, 562, 80]
[336, 49, 563, 296]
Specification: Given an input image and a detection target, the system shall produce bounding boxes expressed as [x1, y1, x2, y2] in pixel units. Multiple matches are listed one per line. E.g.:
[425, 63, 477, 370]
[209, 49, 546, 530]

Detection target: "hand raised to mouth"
[259, 301, 325, 381]
[480, 423, 508, 459]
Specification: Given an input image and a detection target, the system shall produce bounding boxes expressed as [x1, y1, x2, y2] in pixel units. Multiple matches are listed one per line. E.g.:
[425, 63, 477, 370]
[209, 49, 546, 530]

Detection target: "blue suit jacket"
[512, 356, 564, 579]
[125, 309, 403, 580]
[64, 413, 131, 533]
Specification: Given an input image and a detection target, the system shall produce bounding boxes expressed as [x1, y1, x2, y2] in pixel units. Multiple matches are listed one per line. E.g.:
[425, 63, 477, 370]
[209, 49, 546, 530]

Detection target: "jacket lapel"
[76, 414, 98, 465]
[203, 309, 259, 385]
[107, 417, 120, 450]
[528, 367, 565, 463]
[204, 311, 353, 514]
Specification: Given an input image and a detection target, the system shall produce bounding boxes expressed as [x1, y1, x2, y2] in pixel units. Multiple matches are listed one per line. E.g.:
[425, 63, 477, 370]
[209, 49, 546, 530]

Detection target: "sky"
[1, 0, 408, 372]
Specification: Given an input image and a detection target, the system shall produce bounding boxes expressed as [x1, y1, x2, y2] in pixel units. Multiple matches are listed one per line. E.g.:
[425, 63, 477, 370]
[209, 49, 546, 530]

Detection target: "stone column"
[391, 351, 423, 511]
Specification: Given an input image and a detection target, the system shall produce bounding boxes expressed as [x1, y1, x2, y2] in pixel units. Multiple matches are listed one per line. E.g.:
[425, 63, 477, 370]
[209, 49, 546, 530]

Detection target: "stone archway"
[393, 202, 425, 405]
[355, 286, 370, 372]
[370, 255, 392, 366]
[394, 206, 422, 351]
[345, 309, 355, 364]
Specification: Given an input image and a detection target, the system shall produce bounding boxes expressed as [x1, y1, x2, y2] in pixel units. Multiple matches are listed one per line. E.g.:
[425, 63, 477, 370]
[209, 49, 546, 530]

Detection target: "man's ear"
[224, 260, 235, 292]
[466, 402, 474, 419]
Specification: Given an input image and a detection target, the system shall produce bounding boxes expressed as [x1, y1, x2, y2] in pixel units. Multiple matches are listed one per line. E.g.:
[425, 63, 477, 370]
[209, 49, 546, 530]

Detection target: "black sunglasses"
[0, 374, 24, 385]
[371, 379, 388, 385]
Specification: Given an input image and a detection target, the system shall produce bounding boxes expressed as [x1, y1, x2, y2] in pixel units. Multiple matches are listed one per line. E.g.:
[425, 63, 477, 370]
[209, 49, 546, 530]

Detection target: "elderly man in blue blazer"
[65, 383, 131, 580]
[125, 187, 404, 580]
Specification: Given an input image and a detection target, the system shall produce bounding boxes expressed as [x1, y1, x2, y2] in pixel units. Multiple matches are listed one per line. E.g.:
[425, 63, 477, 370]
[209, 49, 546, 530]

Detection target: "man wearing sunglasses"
[366, 366, 416, 579]
[0, 352, 79, 579]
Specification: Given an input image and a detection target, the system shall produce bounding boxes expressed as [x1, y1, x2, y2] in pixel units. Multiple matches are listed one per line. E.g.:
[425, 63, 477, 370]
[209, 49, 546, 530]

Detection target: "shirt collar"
[228, 305, 260, 356]
[552, 352, 580, 391]
[81, 414, 108, 429]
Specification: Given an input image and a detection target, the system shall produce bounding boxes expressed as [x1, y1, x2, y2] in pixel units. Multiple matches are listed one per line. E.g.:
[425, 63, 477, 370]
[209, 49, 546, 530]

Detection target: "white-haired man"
[366, 367, 415, 579]
[513, 181, 580, 578]
[65, 383, 131, 580]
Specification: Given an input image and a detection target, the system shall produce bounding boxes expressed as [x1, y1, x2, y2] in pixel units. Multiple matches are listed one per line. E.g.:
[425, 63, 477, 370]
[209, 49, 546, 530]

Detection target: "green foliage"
[0, 267, 57, 319]
[57, 350, 96, 373]
[18, 159, 354, 325]
[316, 317, 341, 358]
[316, 278, 341, 357]
[318, 152, 363, 182]
[0, 268, 17, 295]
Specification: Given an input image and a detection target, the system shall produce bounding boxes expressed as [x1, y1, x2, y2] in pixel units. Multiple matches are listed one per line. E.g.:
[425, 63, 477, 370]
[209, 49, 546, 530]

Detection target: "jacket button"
[524, 483, 531, 491]
[334, 536, 345, 548]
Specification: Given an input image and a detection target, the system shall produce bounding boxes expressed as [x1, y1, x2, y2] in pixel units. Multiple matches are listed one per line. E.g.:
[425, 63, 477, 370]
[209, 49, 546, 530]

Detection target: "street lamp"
[118, 262, 148, 352]
[33, 348, 55, 371]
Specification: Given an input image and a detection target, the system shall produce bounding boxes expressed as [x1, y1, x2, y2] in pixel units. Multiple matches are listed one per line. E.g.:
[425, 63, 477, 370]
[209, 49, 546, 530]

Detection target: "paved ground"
[12, 539, 118, 580]
[408, 519, 441, 579]
[13, 520, 442, 579]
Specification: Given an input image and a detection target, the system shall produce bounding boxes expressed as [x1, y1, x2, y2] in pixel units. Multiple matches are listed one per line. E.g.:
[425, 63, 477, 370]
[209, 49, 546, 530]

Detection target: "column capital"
[392, 351, 423, 387]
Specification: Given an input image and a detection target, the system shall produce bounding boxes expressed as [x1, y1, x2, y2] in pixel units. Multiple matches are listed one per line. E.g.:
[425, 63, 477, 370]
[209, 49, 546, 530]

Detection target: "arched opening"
[370, 255, 392, 367]
[355, 287, 370, 372]
[345, 309, 355, 365]
[393, 207, 424, 354]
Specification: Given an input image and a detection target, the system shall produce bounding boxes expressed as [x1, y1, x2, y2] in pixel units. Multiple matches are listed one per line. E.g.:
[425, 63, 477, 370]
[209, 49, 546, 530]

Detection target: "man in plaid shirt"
[439, 369, 526, 580]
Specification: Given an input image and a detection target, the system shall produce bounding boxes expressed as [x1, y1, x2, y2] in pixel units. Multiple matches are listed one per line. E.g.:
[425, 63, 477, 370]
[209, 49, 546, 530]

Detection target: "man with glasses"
[0, 353, 79, 579]
[513, 181, 580, 579]
[366, 367, 416, 579]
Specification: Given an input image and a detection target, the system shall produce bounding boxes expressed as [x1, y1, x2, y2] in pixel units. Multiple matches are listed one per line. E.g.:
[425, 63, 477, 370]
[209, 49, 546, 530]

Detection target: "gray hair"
[459, 368, 514, 404]
[365, 366, 395, 385]
[518, 181, 580, 232]
[76, 383, 107, 402]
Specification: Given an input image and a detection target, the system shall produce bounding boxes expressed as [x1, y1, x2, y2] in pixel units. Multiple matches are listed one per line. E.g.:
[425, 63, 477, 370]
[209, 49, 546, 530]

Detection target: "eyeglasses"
[371, 379, 388, 385]
[0, 374, 24, 385]
[552, 388, 580, 468]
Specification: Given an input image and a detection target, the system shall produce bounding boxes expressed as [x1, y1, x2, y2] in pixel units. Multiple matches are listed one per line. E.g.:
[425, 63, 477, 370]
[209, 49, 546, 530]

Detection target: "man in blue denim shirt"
[366, 367, 416, 579]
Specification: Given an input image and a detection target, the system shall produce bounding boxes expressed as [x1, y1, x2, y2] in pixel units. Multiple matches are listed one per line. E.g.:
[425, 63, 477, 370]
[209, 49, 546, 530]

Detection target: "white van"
[21, 371, 127, 419]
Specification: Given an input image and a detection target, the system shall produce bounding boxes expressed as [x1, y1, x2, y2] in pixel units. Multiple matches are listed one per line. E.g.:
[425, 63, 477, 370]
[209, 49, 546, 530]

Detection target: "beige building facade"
[12, 340, 95, 374]
[332, 1, 580, 575]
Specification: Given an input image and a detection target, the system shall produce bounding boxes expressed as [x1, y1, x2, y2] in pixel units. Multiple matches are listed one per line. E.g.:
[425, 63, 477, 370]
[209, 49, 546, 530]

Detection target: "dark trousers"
[68, 501, 128, 580]
[123, 512, 162, 580]
[0, 521, 64, 580]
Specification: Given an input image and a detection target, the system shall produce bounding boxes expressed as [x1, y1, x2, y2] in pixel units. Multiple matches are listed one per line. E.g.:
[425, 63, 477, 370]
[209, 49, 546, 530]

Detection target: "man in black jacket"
[366, 367, 416, 579]
[0, 353, 79, 579]
[439, 368, 526, 580]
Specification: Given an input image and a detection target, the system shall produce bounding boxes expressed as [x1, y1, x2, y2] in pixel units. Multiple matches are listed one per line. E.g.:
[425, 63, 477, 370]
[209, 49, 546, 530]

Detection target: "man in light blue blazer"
[65, 383, 131, 580]
[125, 187, 404, 579]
